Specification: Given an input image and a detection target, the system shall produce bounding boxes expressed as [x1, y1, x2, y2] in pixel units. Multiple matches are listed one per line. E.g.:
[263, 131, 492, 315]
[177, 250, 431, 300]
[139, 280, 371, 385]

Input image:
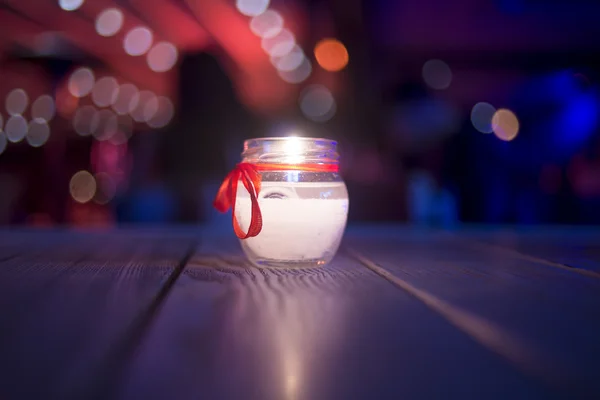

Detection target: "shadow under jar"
[235, 137, 349, 268]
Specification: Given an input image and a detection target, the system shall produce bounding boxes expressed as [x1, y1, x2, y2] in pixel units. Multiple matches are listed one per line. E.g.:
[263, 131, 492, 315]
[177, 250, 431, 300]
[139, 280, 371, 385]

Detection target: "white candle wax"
[235, 181, 348, 261]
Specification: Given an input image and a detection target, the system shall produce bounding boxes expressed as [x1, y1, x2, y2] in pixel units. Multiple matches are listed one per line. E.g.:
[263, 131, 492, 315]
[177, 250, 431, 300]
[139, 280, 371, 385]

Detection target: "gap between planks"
[444, 233, 600, 280]
[68, 240, 198, 400]
[345, 247, 569, 393]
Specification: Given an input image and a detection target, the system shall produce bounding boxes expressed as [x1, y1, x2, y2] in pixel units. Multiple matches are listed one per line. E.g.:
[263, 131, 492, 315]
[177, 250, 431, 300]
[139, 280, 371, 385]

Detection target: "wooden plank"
[345, 229, 600, 397]
[0, 230, 195, 400]
[115, 231, 551, 400]
[461, 227, 600, 275]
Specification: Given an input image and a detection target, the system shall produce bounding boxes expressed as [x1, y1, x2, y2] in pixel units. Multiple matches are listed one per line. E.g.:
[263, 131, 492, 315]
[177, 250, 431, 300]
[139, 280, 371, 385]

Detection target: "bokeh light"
[0, 132, 6, 156]
[314, 39, 349, 72]
[272, 45, 305, 72]
[93, 172, 117, 204]
[299, 85, 336, 122]
[142, 96, 159, 123]
[5, 115, 28, 143]
[124, 27, 153, 56]
[147, 97, 174, 128]
[130, 90, 157, 122]
[109, 115, 133, 145]
[147, 42, 178, 72]
[59, 0, 84, 11]
[92, 76, 119, 108]
[6, 89, 29, 116]
[73, 105, 99, 136]
[32, 95, 56, 122]
[262, 29, 296, 58]
[113, 83, 139, 115]
[492, 109, 519, 141]
[26, 120, 50, 147]
[68, 67, 95, 98]
[70, 170, 96, 204]
[91, 140, 129, 182]
[422, 59, 452, 90]
[236, 0, 269, 17]
[95, 8, 124, 37]
[250, 10, 283, 39]
[93, 109, 119, 141]
[278, 59, 312, 84]
[471, 102, 497, 134]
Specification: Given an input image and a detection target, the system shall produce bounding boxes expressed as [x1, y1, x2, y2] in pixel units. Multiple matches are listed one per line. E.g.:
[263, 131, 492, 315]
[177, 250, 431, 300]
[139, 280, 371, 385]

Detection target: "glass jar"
[234, 137, 348, 268]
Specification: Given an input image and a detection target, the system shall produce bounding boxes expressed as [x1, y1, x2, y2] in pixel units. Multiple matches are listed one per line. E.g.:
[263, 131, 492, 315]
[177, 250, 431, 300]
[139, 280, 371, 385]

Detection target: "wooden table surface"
[0, 225, 599, 400]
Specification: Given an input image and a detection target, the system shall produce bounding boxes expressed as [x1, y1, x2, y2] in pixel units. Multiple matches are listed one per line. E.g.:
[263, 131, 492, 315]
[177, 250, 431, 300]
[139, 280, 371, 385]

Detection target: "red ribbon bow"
[214, 162, 339, 239]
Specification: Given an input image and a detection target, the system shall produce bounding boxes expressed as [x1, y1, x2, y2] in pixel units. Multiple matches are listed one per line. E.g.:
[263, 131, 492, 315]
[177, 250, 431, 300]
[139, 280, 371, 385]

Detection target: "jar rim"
[242, 136, 339, 163]
[244, 136, 337, 146]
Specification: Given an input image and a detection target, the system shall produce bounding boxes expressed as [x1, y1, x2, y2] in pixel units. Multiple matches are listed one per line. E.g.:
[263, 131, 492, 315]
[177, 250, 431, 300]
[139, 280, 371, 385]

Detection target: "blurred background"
[1, 0, 600, 228]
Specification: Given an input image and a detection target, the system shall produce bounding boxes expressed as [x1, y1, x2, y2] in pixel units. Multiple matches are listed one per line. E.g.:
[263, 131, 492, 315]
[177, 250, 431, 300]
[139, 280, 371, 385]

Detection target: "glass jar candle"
[214, 137, 349, 268]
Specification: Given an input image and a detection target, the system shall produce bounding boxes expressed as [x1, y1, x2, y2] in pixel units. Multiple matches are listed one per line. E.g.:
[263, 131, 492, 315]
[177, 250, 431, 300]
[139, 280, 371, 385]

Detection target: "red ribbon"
[213, 162, 340, 239]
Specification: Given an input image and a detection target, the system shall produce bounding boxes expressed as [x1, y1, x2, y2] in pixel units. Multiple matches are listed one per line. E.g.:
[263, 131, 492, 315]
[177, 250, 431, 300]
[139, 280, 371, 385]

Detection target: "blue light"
[557, 92, 598, 149]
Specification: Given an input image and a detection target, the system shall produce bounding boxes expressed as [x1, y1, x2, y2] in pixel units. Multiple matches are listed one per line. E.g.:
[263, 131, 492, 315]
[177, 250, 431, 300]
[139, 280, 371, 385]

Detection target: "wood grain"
[0, 230, 195, 400]
[344, 230, 600, 398]
[116, 231, 551, 400]
[2, 227, 595, 399]
[466, 228, 600, 275]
